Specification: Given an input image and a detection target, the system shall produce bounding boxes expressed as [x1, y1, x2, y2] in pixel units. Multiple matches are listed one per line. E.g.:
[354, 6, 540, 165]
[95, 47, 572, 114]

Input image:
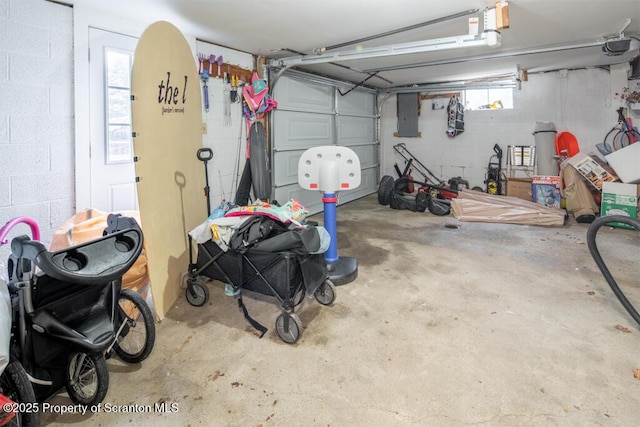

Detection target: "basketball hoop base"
[327, 256, 358, 286]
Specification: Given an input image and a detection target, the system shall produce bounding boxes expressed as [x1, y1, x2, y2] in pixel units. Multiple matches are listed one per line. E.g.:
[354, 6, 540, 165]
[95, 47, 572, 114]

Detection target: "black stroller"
[5, 221, 150, 405]
[185, 215, 336, 344]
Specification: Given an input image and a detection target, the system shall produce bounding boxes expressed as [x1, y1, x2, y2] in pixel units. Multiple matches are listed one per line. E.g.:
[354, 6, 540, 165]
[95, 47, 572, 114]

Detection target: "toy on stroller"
[1, 215, 154, 406]
[185, 211, 336, 344]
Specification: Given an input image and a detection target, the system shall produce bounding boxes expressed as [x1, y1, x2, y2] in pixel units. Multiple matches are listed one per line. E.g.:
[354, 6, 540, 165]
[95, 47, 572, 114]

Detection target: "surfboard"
[131, 21, 205, 319]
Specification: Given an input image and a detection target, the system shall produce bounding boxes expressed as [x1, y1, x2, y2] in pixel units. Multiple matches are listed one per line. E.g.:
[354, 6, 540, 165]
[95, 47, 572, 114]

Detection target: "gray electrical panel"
[397, 93, 419, 137]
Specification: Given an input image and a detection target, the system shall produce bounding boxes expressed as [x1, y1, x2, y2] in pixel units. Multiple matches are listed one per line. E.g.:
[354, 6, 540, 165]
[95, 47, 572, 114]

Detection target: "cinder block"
[49, 85, 73, 117]
[0, 53, 7, 82]
[49, 31, 73, 60]
[12, 172, 73, 205]
[10, 115, 72, 146]
[9, 0, 72, 34]
[0, 21, 48, 55]
[10, 52, 71, 87]
[0, 115, 8, 144]
[0, 144, 49, 175]
[49, 143, 73, 173]
[1, 84, 49, 115]
[0, 176, 10, 206]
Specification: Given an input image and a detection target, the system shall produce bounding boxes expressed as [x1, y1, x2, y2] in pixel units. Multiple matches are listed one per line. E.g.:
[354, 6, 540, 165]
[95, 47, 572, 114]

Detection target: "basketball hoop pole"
[322, 192, 339, 263]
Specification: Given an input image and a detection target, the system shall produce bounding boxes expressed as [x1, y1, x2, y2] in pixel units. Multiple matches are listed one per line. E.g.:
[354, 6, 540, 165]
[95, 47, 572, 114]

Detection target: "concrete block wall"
[380, 68, 622, 191]
[0, 0, 74, 262]
[195, 40, 254, 213]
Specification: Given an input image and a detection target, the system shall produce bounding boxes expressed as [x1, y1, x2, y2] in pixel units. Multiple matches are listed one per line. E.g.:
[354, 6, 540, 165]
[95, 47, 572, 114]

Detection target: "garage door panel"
[338, 167, 378, 204]
[337, 116, 375, 145]
[348, 144, 377, 170]
[273, 111, 333, 149]
[338, 91, 375, 116]
[275, 76, 333, 113]
[273, 149, 303, 186]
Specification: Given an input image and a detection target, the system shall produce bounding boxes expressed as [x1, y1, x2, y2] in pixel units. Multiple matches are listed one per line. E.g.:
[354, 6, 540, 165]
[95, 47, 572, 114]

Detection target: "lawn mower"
[392, 143, 470, 200]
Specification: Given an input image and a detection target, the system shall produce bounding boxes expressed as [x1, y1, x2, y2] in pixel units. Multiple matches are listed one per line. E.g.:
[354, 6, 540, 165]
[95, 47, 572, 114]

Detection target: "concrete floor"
[42, 194, 639, 426]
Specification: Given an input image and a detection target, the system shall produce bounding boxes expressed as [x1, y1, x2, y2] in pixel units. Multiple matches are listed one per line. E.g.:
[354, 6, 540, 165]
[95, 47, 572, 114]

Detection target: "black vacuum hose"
[586, 215, 640, 325]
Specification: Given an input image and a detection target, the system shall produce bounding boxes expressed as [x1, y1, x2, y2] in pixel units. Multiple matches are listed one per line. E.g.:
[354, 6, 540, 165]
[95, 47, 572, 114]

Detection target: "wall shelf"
[199, 61, 253, 84]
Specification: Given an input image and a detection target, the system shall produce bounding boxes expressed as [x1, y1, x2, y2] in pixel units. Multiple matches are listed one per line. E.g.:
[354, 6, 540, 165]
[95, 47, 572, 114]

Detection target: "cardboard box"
[532, 175, 561, 209]
[506, 178, 532, 201]
[605, 142, 640, 184]
[600, 182, 639, 229]
[567, 152, 618, 191]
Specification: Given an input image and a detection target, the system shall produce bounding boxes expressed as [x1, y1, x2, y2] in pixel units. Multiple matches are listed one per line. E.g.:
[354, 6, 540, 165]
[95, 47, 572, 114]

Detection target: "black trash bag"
[428, 196, 451, 216]
[415, 191, 429, 213]
[252, 226, 321, 255]
[389, 191, 418, 211]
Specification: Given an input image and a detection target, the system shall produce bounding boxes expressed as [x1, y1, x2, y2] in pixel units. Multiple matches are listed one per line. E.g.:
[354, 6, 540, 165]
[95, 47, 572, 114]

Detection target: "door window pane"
[105, 48, 133, 163]
[106, 50, 131, 87]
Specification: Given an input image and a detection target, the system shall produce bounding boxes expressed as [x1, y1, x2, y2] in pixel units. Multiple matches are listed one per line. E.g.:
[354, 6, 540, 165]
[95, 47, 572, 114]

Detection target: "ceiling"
[71, 0, 640, 89]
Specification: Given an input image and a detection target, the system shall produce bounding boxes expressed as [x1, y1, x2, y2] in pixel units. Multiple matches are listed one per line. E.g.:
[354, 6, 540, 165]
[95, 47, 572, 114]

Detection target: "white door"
[89, 28, 138, 212]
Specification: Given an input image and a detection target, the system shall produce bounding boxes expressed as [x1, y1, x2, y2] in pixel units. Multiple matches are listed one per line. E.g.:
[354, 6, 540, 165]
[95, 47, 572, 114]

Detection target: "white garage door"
[271, 71, 378, 214]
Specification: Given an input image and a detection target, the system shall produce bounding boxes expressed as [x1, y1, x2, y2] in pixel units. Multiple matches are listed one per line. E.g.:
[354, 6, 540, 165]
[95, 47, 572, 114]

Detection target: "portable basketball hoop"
[298, 146, 361, 285]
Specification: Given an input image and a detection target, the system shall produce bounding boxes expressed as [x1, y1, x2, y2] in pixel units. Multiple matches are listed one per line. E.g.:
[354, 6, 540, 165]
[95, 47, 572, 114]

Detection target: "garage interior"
[1, 0, 640, 426]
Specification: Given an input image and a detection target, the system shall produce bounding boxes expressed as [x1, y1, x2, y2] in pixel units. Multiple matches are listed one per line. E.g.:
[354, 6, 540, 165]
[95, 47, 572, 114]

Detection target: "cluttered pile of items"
[379, 114, 639, 228]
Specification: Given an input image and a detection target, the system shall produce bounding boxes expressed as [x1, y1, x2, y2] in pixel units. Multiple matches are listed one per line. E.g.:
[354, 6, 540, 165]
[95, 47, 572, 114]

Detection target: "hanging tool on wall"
[216, 55, 223, 77]
[198, 53, 211, 112]
[446, 95, 465, 138]
[230, 74, 239, 103]
[208, 54, 215, 76]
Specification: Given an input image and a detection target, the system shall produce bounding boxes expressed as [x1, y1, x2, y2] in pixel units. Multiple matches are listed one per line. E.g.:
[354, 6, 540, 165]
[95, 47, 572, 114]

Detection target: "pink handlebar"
[0, 217, 41, 245]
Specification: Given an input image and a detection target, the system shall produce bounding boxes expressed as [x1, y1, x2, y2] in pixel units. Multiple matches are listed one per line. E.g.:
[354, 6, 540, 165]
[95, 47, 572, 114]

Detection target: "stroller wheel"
[114, 289, 156, 363]
[314, 279, 337, 305]
[275, 312, 302, 344]
[65, 352, 109, 406]
[0, 360, 38, 427]
[186, 277, 209, 307]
